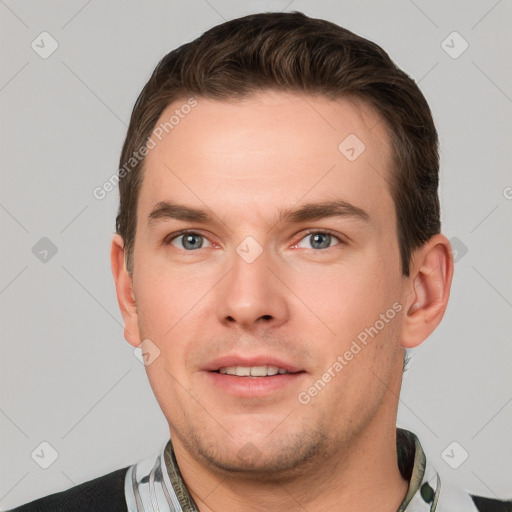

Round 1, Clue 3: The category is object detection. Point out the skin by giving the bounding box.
[111,91,453,511]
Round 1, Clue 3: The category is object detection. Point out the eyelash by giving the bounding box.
[164,229,345,251]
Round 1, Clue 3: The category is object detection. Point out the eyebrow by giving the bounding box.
[147,199,370,226]
[148,201,212,224]
[278,200,370,224]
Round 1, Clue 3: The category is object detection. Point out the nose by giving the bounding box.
[216,245,290,331]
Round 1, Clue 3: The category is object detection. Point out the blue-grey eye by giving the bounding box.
[297,232,339,250]
[170,233,210,250]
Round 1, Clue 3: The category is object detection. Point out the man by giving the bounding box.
[7,10,511,512]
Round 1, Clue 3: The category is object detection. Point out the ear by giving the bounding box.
[111,234,141,347]
[401,234,454,349]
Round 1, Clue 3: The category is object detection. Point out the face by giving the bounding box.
[127,91,408,478]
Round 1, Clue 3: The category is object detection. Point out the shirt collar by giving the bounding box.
[396,428,440,511]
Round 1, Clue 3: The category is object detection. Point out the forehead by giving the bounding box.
[139,91,394,226]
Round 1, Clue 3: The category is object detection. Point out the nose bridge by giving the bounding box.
[217,238,288,328]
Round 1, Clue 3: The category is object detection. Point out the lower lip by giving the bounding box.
[204,371,306,398]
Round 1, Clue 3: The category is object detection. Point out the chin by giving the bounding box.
[187,429,331,482]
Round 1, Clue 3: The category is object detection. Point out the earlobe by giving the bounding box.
[111,234,141,347]
[401,234,454,349]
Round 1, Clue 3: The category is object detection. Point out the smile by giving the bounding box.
[217,365,292,377]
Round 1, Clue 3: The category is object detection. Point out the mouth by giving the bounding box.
[203,356,306,398]
[216,365,297,377]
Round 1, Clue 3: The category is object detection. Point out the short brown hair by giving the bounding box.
[116,11,440,275]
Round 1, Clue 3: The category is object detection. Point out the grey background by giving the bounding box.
[1,0,511,509]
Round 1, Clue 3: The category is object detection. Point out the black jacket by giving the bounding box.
[6,467,129,512]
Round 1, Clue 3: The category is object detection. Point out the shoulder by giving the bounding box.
[471,494,512,512]
[4,466,129,512]
[434,476,511,512]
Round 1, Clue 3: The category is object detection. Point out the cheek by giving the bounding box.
[290,270,363,340]
[287,257,398,346]
[133,263,216,385]
[133,258,207,338]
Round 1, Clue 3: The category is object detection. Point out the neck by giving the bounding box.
[171,404,408,511]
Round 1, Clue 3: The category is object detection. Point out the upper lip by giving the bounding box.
[203,354,304,374]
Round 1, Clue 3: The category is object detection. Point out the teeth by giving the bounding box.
[218,365,290,377]
[250,365,267,377]
[236,366,251,376]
